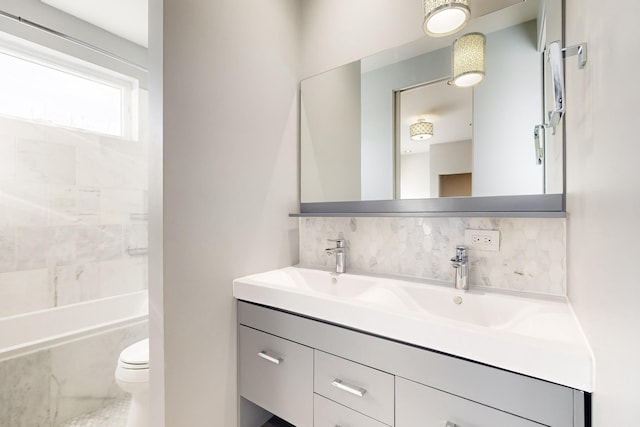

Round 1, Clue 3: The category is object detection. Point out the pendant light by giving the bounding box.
[423,0,471,37]
[451,32,486,87]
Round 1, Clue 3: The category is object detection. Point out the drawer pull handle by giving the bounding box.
[257,351,282,365]
[445,422,458,427]
[331,379,367,397]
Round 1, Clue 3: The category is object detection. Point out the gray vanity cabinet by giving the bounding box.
[237,301,588,427]
[314,394,390,427]
[314,350,394,425]
[395,377,544,427]
[239,325,313,427]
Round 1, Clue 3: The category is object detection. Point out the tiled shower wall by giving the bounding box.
[0,92,149,426]
[0,323,147,427]
[299,216,566,296]
[0,91,149,318]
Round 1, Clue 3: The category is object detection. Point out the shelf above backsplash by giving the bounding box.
[290,211,566,218]
[292,194,566,218]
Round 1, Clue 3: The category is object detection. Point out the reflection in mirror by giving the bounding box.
[395,17,544,200]
[301,61,361,203]
[300,0,564,207]
[397,79,472,199]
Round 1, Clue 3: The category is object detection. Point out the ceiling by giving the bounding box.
[38,0,528,60]
[41,0,148,47]
[362,0,534,73]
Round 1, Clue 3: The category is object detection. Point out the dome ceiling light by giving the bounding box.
[423,0,471,37]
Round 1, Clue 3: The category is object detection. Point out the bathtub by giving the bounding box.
[0,290,148,362]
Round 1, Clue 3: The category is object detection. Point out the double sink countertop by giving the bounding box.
[233,266,593,392]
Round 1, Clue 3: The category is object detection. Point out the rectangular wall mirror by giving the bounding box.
[300,0,564,215]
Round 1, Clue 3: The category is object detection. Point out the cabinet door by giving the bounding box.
[239,326,313,427]
[396,377,544,427]
[314,394,391,427]
[314,350,394,425]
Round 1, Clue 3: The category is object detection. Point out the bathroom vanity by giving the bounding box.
[234,267,592,427]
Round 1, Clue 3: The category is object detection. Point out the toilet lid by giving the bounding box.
[119,338,149,367]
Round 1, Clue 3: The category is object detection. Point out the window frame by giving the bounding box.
[0,32,140,140]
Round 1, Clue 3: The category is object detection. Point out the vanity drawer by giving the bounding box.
[239,326,313,427]
[314,394,391,427]
[314,350,394,425]
[396,377,544,427]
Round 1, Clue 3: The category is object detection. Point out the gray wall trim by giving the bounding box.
[296,194,565,217]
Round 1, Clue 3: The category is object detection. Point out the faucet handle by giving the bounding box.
[455,245,467,260]
[328,238,345,248]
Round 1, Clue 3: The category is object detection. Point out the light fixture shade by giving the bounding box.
[452,32,486,87]
[410,119,434,140]
[423,0,471,37]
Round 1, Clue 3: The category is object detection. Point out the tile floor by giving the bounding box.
[58,397,130,427]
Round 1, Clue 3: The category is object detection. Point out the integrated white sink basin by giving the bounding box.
[355,281,543,329]
[233,266,593,392]
[246,267,375,299]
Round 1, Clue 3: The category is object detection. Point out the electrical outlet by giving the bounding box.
[464,229,500,252]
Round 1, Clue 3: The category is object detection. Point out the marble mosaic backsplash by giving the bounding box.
[299,216,566,296]
[0,91,149,318]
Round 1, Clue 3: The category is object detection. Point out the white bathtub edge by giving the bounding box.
[0,290,149,363]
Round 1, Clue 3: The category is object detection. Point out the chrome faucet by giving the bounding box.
[450,245,469,291]
[325,238,346,273]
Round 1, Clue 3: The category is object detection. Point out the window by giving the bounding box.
[0,34,138,139]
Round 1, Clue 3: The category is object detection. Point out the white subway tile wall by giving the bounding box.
[300,216,566,296]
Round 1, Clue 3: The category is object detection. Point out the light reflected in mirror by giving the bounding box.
[300,0,563,205]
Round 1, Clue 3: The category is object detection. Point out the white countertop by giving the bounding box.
[233,266,593,392]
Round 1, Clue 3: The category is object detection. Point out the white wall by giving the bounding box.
[565,0,640,425]
[160,1,300,425]
[301,0,424,78]
[148,0,164,425]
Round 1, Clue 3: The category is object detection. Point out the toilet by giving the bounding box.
[115,338,149,427]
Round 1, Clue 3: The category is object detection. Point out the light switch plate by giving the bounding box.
[464,229,500,252]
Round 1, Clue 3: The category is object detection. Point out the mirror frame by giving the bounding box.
[298,194,565,217]
[297,0,566,218]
